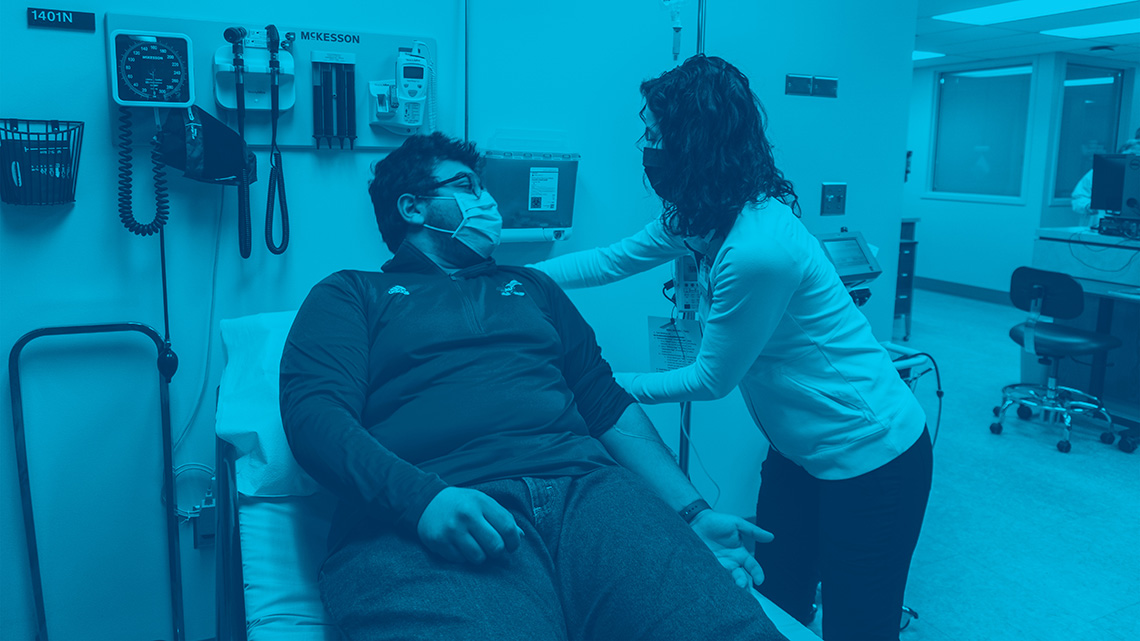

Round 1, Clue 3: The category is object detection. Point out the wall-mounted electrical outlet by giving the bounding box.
[821,182,847,216]
[192,485,216,549]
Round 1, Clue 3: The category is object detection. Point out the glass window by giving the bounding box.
[1053,64,1123,199]
[932,65,1033,197]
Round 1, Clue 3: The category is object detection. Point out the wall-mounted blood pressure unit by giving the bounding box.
[110,30,195,107]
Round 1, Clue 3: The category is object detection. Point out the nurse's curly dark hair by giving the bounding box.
[641,55,799,239]
[369,132,484,253]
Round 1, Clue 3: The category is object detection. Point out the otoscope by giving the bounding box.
[224,26,252,259]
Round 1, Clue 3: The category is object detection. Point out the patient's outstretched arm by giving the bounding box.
[597,404,773,588]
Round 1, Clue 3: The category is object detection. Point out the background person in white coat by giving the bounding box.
[1070,128,1140,227]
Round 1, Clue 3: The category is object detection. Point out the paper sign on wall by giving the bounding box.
[528,167,558,211]
[648,316,702,372]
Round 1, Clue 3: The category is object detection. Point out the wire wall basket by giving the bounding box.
[0,119,85,206]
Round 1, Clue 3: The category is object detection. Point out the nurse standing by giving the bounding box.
[533,55,932,641]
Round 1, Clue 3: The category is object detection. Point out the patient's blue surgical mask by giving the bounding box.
[422,191,503,259]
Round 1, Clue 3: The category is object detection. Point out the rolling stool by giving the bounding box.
[989,267,1124,452]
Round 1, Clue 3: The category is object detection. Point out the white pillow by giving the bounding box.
[216,310,321,497]
[216,310,341,638]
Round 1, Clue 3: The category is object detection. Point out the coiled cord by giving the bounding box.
[116,107,135,231]
[116,106,168,236]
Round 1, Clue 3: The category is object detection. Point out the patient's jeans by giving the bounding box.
[319,465,787,641]
[755,427,933,641]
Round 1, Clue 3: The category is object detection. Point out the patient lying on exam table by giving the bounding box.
[279,133,787,640]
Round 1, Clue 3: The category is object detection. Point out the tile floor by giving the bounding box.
[803,289,1139,641]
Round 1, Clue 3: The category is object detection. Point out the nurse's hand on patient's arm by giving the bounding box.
[690,510,774,589]
[612,371,637,392]
[417,487,525,564]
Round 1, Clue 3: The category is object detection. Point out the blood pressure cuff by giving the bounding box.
[157,106,256,186]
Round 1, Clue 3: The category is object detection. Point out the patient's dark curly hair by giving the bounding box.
[369,132,484,253]
[641,55,799,239]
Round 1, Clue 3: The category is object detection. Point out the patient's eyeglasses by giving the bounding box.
[421,172,485,198]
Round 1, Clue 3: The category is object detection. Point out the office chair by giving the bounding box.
[990,267,1123,452]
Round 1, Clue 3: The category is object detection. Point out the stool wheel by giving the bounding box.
[1100,431,1116,445]
[1057,440,1071,453]
[992,406,1001,417]
[989,423,1003,435]
[1119,437,1137,454]
[1016,404,1033,420]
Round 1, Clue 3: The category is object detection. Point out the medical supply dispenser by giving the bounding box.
[0,119,85,205]
[310,51,358,148]
[481,151,580,242]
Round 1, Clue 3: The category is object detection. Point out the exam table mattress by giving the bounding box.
[232,490,820,641]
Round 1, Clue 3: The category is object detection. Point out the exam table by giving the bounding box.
[213,311,820,641]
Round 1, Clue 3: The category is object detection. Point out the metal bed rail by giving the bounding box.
[215,436,247,641]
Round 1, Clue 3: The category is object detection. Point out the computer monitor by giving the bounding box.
[817,232,882,287]
[1091,154,1140,216]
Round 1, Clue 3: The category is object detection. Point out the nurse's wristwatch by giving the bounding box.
[678,498,711,524]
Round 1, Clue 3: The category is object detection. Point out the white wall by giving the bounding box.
[2,1,919,637]
[1,2,464,639]
[704,0,918,338]
[905,54,1140,293]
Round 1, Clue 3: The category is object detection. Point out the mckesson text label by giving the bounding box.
[298,31,361,44]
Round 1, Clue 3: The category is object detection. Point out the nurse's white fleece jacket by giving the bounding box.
[533,200,926,480]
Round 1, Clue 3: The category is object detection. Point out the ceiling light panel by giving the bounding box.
[933,1,1134,26]
[1042,18,1140,38]
[1062,76,1117,85]
[951,65,1034,77]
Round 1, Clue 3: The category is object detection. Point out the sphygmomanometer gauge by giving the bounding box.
[111,30,195,107]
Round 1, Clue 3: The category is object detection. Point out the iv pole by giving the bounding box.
[677,0,705,478]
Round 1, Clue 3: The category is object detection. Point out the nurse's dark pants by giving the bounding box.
[755,428,933,641]
[320,465,787,641]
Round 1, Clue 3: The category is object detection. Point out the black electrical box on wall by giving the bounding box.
[812,76,838,98]
[786,74,838,98]
[786,74,813,96]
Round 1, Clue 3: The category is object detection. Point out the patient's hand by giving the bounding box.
[417,487,525,564]
[689,511,774,589]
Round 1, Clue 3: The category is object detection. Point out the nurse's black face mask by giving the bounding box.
[642,147,675,202]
